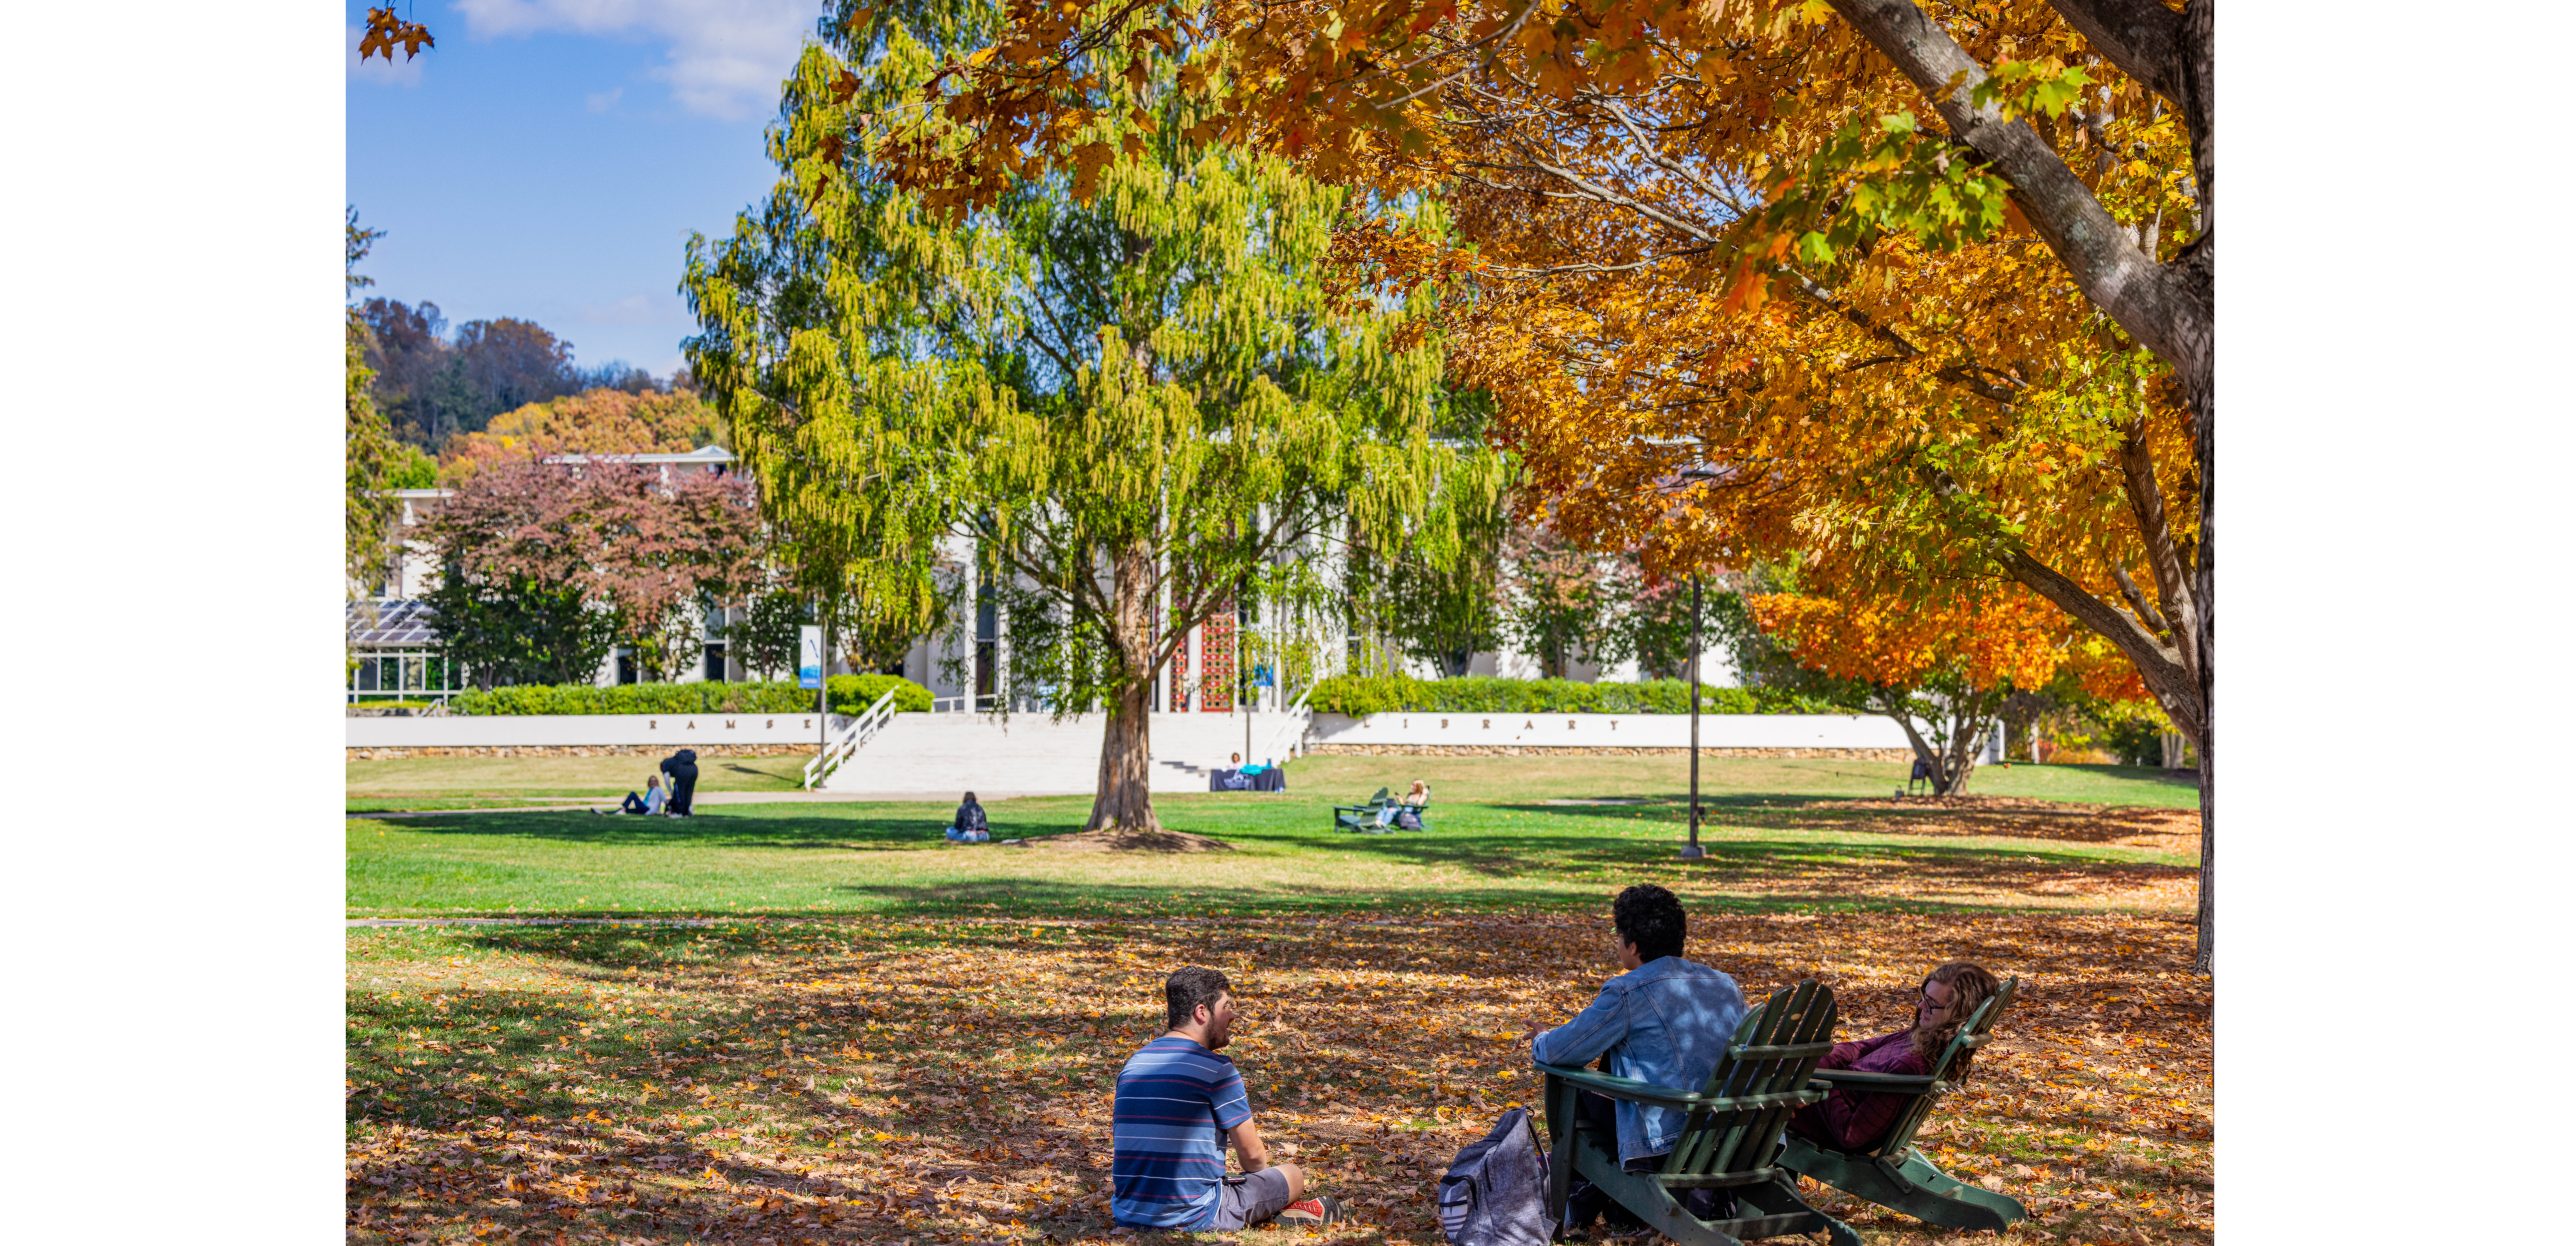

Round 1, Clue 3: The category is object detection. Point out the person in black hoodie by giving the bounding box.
[659,749,699,816]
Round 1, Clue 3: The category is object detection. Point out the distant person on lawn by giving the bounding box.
[1112,967,1344,1231]
[612,774,666,816]
[1529,885,1748,1232]
[1788,961,2000,1153]
[947,791,991,843]
[658,749,699,816]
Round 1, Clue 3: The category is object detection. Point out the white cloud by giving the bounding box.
[346,24,426,87]
[455,0,820,120]
[586,86,625,113]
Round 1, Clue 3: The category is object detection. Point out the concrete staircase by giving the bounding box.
[817,709,1313,798]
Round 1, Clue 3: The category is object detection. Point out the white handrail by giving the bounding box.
[802,692,898,789]
[1276,686,1317,760]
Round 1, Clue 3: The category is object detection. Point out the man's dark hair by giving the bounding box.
[1612,885,1686,962]
[1165,966,1232,1030]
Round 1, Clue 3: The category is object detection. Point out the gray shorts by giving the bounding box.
[1205,1166,1294,1229]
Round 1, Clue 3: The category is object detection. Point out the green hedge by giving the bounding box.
[1304,675,1849,717]
[451,675,932,717]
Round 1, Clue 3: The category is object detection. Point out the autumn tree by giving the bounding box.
[421,459,759,686]
[346,207,401,594]
[1751,587,2073,796]
[681,2,1495,833]
[440,387,728,481]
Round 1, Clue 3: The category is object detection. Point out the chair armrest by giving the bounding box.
[1806,1069,1946,1097]
[1537,1064,1830,1113]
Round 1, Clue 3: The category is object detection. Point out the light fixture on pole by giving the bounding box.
[1680,572,1705,860]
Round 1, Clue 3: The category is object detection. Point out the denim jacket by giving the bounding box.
[1531,955,1747,1160]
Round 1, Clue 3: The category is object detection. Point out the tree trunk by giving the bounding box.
[1883,706,1947,796]
[1088,539,1161,833]
[1938,716,1979,795]
[1089,673,1158,831]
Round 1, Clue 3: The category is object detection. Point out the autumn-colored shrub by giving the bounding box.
[1304,675,1845,717]
[451,675,929,717]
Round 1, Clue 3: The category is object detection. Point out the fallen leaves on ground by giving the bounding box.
[349,910,2210,1244]
[1790,796,2200,850]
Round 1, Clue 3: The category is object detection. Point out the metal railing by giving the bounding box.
[802,692,898,789]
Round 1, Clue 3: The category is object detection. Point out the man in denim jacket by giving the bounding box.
[1529,885,1747,1231]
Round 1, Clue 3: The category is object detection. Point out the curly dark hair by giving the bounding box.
[1165,966,1232,1030]
[1612,885,1686,962]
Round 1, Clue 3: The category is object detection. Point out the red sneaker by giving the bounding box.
[1277,1195,1346,1227]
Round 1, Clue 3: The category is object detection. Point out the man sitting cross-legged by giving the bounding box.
[1111,966,1345,1231]
[1529,884,1749,1235]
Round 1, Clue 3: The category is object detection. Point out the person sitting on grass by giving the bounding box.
[1112,967,1344,1231]
[1528,885,1748,1234]
[597,774,665,816]
[1788,961,2000,1153]
[945,791,991,843]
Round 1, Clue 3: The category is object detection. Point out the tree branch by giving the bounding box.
[1828,0,2210,383]
[2111,561,2172,635]
[2045,0,2190,101]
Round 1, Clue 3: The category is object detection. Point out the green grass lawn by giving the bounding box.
[347,755,2196,919]
[348,748,2197,812]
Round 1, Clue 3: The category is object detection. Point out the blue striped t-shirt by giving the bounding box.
[1111,1035,1252,1228]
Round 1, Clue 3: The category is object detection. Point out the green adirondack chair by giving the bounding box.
[1332,787,1398,831]
[1538,981,1860,1246]
[1779,976,2026,1233]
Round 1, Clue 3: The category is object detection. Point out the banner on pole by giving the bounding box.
[798,625,823,689]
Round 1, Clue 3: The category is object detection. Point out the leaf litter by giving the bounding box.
[349,905,2209,1244]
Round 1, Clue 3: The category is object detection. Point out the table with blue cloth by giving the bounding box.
[1208,766,1286,793]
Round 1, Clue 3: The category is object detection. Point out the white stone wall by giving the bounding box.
[1308,711,1915,751]
[348,712,850,749]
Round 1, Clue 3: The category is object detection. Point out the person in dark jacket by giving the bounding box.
[949,791,991,842]
[658,749,699,816]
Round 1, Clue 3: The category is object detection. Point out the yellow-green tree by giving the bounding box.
[345,207,401,594]
[680,2,1496,832]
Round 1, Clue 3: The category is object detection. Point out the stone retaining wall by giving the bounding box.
[347,743,816,760]
[1305,743,1911,760]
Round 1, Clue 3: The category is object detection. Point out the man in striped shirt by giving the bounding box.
[1111,967,1343,1230]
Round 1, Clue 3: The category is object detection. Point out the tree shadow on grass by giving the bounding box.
[1482,795,2200,848]
[385,808,1095,850]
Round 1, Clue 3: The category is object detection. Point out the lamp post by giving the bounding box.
[1680,573,1705,860]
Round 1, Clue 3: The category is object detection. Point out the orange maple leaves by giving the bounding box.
[1751,589,2075,695]
[357,7,435,63]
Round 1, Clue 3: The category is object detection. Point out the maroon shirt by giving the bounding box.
[1791,1028,1928,1152]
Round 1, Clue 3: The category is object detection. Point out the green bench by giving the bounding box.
[1538,980,1859,1246]
[1780,976,2026,1233]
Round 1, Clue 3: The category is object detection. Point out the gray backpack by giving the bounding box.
[1437,1107,1557,1246]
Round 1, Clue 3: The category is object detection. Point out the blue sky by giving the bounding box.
[346,2,826,378]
